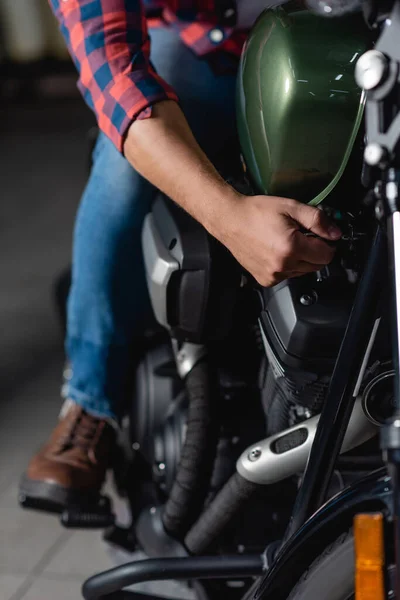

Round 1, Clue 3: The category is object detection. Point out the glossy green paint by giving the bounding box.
[237,7,369,205]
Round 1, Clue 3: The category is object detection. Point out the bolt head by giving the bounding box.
[375,200,385,220]
[374,181,383,199]
[355,50,388,90]
[364,143,387,167]
[248,448,262,462]
[386,181,398,203]
[300,294,315,307]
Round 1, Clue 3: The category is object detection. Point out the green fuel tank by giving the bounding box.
[236,6,369,206]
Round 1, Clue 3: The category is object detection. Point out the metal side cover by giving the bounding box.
[237,397,377,485]
[142,213,179,328]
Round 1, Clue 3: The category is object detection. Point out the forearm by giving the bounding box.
[123,100,240,239]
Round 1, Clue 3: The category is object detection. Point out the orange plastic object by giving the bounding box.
[354,513,386,600]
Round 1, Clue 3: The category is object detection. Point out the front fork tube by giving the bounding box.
[385,452,400,597]
[382,208,400,596]
[282,226,386,543]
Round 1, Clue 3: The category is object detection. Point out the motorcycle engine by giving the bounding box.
[130,336,260,501]
[259,266,356,434]
[130,342,187,497]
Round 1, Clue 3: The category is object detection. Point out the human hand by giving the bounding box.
[124,102,340,286]
[217,194,341,287]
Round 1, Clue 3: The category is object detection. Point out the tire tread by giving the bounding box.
[287,529,354,600]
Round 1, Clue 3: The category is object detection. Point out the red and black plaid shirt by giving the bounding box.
[49,0,248,151]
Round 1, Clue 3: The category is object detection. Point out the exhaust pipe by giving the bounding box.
[184,396,377,555]
[237,396,377,485]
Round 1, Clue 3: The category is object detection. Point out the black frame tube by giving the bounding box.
[82,555,264,600]
[284,226,386,540]
[382,206,400,595]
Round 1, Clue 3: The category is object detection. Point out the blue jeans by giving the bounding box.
[65,26,239,419]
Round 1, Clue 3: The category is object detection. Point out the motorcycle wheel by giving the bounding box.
[288,530,354,600]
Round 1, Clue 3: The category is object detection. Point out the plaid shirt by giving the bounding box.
[49,0,248,151]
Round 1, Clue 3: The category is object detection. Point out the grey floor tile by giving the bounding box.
[43,535,194,599]
[0,371,64,493]
[0,574,26,600]
[0,480,20,509]
[17,576,84,600]
[0,507,65,574]
[0,347,66,494]
[43,530,112,578]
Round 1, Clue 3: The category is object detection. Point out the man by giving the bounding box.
[20,0,341,509]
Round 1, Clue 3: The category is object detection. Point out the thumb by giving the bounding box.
[287,201,342,241]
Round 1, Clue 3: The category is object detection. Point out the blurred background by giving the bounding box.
[0,2,120,599]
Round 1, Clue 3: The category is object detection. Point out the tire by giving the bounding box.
[287,530,354,600]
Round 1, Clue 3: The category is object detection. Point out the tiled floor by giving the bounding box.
[0,97,118,600]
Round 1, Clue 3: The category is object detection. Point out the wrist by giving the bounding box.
[200,184,244,243]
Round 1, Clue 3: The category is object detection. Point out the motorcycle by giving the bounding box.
[22,1,400,598]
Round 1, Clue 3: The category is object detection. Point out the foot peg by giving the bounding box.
[19,492,63,515]
[61,495,115,529]
[19,491,115,529]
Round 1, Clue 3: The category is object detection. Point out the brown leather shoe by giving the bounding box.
[19,401,116,512]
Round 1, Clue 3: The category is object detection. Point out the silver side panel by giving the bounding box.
[237,397,377,485]
[142,213,179,329]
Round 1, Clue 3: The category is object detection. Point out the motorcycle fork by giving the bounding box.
[381,193,400,595]
[282,225,387,543]
[352,181,400,600]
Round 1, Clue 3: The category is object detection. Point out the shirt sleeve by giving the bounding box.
[49,0,179,152]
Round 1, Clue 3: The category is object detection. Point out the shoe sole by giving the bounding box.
[18,474,81,514]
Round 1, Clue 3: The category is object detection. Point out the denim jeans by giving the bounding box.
[65,25,239,419]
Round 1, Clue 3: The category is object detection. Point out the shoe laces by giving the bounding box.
[59,411,105,463]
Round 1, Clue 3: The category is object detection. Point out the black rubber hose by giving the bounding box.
[184,472,258,555]
[82,555,264,600]
[162,360,219,538]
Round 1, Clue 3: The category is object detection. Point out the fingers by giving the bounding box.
[287,201,342,242]
[293,231,336,265]
[227,195,341,289]
[279,262,325,282]
[291,261,326,274]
